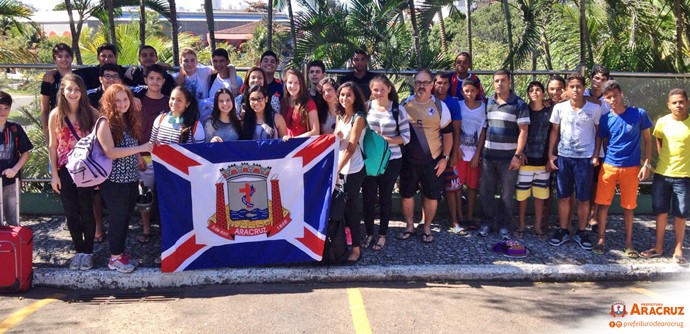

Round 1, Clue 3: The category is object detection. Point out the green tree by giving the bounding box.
[0,0,39,63]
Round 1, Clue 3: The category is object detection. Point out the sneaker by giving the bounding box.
[478,225,490,237]
[69,253,83,270]
[498,228,510,241]
[549,228,571,246]
[80,253,94,270]
[448,226,468,236]
[574,231,593,250]
[108,255,138,273]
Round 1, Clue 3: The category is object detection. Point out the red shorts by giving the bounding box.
[457,160,480,189]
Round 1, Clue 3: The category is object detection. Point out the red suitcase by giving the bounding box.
[0,179,32,292]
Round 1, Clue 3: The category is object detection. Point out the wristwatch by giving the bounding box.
[514,154,523,159]
[443,155,450,161]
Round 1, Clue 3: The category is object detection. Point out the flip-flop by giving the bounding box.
[362,235,374,248]
[592,243,606,255]
[372,236,386,251]
[624,247,640,258]
[640,249,662,258]
[94,232,106,243]
[513,230,525,239]
[674,255,689,267]
[534,232,547,241]
[396,230,416,240]
[422,233,434,243]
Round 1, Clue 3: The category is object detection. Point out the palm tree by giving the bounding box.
[205,0,216,50]
[407,0,422,69]
[274,0,297,57]
[0,0,33,36]
[466,0,472,55]
[267,0,273,51]
[0,0,37,63]
[63,0,83,64]
[139,0,145,46]
[105,0,116,46]
[168,0,179,65]
[501,0,514,72]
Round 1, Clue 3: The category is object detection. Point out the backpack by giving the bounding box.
[65,117,112,187]
[352,112,391,177]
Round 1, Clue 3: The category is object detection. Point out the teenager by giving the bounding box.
[239,85,287,140]
[316,77,339,135]
[97,84,153,273]
[204,88,242,142]
[282,68,320,139]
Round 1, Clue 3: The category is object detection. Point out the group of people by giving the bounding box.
[0,45,687,272]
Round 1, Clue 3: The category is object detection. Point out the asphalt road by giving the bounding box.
[1,280,688,333]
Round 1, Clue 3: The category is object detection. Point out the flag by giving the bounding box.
[152,135,339,272]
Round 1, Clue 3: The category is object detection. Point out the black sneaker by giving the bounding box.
[574,231,593,250]
[549,228,571,246]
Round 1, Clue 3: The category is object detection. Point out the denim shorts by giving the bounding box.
[652,174,690,218]
[556,156,594,201]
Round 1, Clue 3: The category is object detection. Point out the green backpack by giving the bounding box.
[352,112,391,176]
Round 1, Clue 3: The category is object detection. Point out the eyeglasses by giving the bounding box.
[414,80,432,87]
[249,97,266,103]
[103,74,120,80]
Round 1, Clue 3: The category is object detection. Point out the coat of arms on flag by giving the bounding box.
[152,135,339,272]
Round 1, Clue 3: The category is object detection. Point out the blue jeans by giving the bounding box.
[556,156,593,201]
[652,174,690,219]
[479,158,518,229]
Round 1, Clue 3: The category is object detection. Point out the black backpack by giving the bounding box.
[321,218,348,265]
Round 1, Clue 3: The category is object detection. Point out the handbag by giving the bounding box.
[328,180,347,222]
[65,117,112,187]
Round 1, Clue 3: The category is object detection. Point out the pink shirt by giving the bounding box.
[56,122,85,169]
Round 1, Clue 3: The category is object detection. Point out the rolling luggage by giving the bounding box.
[0,178,32,292]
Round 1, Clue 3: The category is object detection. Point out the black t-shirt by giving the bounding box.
[39,71,63,110]
[87,86,104,109]
[123,67,175,96]
[339,71,376,100]
[0,122,34,185]
[75,65,126,90]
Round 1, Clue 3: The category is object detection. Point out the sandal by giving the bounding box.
[362,235,374,249]
[513,230,525,239]
[422,233,434,243]
[534,231,547,241]
[592,243,606,255]
[640,249,662,258]
[372,236,386,251]
[624,247,640,259]
[137,233,151,244]
[94,231,106,243]
[673,255,689,267]
[396,230,416,240]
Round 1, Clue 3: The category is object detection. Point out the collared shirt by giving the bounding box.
[483,92,530,160]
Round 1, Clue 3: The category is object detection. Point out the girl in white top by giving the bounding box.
[317,77,339,134]
[361,75,411,251]
[333,82,367,264]
[150,86,205,145]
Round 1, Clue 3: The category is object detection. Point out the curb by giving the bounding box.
[34,264,690,290]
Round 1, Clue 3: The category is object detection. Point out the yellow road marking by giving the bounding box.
[630,288,663,298]
[0,294,64,334]
[347,288,372,334]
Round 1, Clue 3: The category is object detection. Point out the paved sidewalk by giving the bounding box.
[22,214,690,290]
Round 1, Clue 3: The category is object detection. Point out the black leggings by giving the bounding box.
[58,167,96,254]
[362,158,402,236]
[100,180,138,255]
[342,168,366,248]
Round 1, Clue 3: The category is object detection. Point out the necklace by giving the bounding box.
[167,112,183,130]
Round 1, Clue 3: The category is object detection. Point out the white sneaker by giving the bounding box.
[108,255,138,273]
[80,253,94,270]
[69,253,83,270]
[498,228,511,241]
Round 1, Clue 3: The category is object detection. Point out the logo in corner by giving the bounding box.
[610,302,628,318]
[207,163,291,240]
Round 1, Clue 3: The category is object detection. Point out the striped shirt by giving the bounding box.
[366,103,411,160]
[483,92,530,160]
[149,112,205,145]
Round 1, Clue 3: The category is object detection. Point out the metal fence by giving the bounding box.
[3,63,690,186]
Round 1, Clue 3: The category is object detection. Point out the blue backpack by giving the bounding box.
[352,112,391,177]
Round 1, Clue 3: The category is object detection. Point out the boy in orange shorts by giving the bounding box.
[592,80,652,255]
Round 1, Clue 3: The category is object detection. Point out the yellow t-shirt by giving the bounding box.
[653,114,690,177]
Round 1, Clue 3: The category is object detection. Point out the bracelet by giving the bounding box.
[643,164,652,170]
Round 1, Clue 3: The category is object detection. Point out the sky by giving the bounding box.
[19,0,254,12]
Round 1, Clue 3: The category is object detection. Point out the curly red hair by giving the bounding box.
[99,84,141,144]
